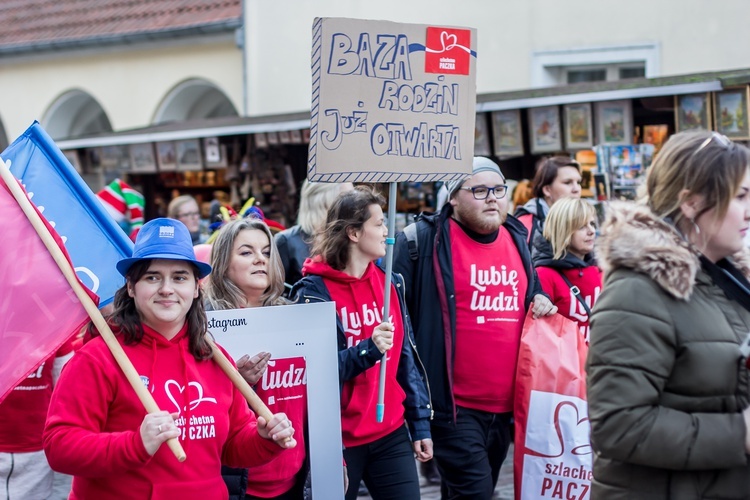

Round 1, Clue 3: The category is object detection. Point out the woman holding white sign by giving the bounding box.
[43,218,296,500]
[205,217,308,500]
[292,186,432,500]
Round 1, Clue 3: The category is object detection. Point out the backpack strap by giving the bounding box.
[556,269,592,318]
[404,223,419,261]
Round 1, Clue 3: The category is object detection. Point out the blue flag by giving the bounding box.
[0,121,133,306]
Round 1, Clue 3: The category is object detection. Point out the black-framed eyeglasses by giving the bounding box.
[458,185,508,200]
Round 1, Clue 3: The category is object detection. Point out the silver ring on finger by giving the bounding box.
[158,424,163,433]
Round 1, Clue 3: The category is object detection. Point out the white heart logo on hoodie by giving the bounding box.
[164,380,217,415]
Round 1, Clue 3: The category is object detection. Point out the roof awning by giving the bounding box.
[56,112,311,149]
[56,68,750,150]
[476,68,750,111]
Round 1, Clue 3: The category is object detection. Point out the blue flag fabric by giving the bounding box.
[0,121,133,306]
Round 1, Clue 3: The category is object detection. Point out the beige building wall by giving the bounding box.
[0,37,243,141]
[245,0,749,115]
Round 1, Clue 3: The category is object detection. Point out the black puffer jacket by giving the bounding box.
[275,225,312,288]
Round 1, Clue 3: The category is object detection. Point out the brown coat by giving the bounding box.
[587,202,750,499]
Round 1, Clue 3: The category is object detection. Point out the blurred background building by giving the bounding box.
[1,0,749,223]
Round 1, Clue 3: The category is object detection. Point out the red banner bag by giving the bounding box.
[513,312,591,500]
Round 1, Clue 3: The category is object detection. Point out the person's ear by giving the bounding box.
[542,184,552,200]
[346,226,359,243]
[679,190,704,221]
[127,281,135,298]
[193,282,200,299]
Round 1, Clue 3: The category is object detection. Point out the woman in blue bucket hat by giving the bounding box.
[44,218,296,500]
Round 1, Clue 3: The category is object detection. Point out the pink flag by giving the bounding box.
[0,173,97,404]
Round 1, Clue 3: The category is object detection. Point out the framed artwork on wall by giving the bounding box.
[714,87,750,140]
[491,109,524,157]
[563,103,593,150]
[474,113,491,156]
[674,93,711,132]
[528,106,562,153]
[156,142,177,172]
[176,139,202,171]
[595,100,633,145]
[129,143,157,173]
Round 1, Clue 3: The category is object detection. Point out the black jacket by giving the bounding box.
[274,225,313,288]
[290,268,433,441]
[393,205,544,422]
[531,232,597,270]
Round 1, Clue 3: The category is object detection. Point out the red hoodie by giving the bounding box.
[303,259,406,447]
[43,323,284,500]
[536,265,602,343]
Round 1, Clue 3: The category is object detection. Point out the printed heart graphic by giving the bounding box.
[527,400,592,458]
[164,380,217,415]
[440,31,458,52]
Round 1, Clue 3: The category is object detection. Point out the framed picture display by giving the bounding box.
[674,93,711,132]
[290,129,303,144]
[491,109,524,157]
[714,87,750,140]
[643,125,669,152]
[176,139,202,171]
[156,142,177,172]
[563,103,593,150]
[266,131,280,146]
[278,130,292,144]
[474,113,491,156]
[528,106,562,153]
[255,133,268,149]
[203,137,228,168]
[595,100,633,145]
[129,143,157,173]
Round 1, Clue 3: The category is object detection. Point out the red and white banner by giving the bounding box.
[514,313,592,500]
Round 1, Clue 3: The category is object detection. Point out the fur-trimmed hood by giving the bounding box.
[596,202,750,300]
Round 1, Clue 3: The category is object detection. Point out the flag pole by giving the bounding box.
[377,182,398,423]
[0,158,187,462]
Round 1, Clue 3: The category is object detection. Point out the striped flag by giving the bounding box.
[97,178,145,241]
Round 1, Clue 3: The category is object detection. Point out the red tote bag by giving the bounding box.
[513,312,591,500]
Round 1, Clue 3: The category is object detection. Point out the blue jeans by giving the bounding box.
[431,406,512,499]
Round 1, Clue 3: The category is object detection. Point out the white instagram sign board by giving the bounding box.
[207,302,343,499]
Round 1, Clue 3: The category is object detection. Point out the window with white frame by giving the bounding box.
[531,43,658,88]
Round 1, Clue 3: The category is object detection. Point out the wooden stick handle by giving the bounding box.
[0,159,186,462]
[205,337,273,421]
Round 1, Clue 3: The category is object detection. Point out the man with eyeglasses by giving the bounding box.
[394,156,556,499]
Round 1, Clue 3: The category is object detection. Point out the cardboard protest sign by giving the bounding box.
[207,302,344,500]
[308,17,477,183]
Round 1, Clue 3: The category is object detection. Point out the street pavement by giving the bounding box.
[360,443,514,499]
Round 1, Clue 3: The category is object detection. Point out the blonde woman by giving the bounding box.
[204,218,305,500]
[588,131,750,498]
[532,197,602,342]
[275,181,353,288]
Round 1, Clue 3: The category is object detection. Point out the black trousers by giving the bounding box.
[343,425,420,500]
[431,406,512,500]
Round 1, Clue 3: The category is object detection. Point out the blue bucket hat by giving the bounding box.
[116,218,212,279]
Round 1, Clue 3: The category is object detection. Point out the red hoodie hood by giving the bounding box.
[301,255,360,282]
